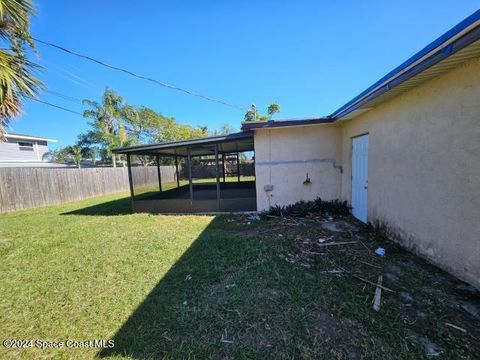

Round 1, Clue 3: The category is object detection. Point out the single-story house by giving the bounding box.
[0,132,58,167]
[114,11,480,288]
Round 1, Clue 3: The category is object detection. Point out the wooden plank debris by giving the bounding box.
[445,322,467,333]
[352,274,394,293]
[373,275,383,311]
[317,241,359,247]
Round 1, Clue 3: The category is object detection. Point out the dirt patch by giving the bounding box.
[306,309,386,359]
[0,238,12,245]
[236,320,292,350]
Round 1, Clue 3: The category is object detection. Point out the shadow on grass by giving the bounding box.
[96,216,267,359]
[61,196,132,216]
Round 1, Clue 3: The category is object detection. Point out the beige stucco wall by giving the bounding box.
[339,57,480,288]
[254,125,342,211]
[253,56,480,287]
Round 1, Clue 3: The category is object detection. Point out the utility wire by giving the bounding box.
[28,97,84,116]
[34,38,248,111]
[45,89,83,103]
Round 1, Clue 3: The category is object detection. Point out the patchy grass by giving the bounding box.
[0,194,478,359]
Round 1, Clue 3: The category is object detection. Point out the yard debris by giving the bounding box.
[185,274,192,281]
[321,220,357,233]
[320,269,344,274]
[225,283,236,289]
[162,332,172,342]
[374,247,386,256]
[182,301,188,306]
[221,330,234,344]
[445,322,467,333]
[357,260,381,268]
[317,240,358,247]
[247,214,260,221]
[352,274,394,293]
[372,275,383,311]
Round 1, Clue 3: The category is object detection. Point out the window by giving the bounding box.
[18,141,34,151]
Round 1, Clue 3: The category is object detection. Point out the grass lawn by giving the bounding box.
[134,176,256,197]
[0,193,479,359]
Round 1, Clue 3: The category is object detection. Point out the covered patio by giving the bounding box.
[113,132,256,213]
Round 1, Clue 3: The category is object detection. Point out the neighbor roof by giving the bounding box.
[113,131,254,156]
[5,132,58,142]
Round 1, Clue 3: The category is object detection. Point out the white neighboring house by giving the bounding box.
[0,132,60,167]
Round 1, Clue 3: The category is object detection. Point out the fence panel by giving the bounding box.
[0,166,175,213]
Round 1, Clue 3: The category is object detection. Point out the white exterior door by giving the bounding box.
[351,134,369,223]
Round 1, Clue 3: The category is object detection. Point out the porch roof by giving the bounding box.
[112,131,254,157]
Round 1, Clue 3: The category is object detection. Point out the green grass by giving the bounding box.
[134,176,255,197]
[0,193,478,359]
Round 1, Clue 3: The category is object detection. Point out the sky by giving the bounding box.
[10,1,480,149]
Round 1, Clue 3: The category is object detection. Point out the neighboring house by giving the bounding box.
[115,11,480,288]
[0,132,58,167]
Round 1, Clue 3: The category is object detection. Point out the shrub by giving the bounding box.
[266,197,351,217]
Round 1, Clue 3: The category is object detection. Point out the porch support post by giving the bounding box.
[236,152,240,182]
[156,155,162,192]
[175,155,180,188]
[215,144,220,210]
[187,148,193,201]
[222,153,226,182]
[126,154,135,202]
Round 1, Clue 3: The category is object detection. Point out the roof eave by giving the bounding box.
[241,117,333,131]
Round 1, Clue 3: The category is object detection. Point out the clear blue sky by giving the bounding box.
[11,1,480,149]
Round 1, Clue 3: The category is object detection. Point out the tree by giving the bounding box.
[244,103,281,122]
[88,147,98,166]
[210,123,237,136]
[45,145,84,167]
[82,88,126,167]
[69,145,83,168]
[267,103,280,117]
[0,0,42,139]
[79,88,209,166]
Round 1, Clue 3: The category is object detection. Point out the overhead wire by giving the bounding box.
[34,37,248,111]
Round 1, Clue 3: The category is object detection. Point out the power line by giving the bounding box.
[28,98,84,116]
[34,37,248,111]
[45,89,83,103]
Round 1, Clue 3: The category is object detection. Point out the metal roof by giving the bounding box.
[113,131,254,156]
[5,132,58,142]
[241,117,333,130]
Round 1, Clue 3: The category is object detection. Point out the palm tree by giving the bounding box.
[83,89,127,167]
[0,0,42,139]
[69,145,83,168]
